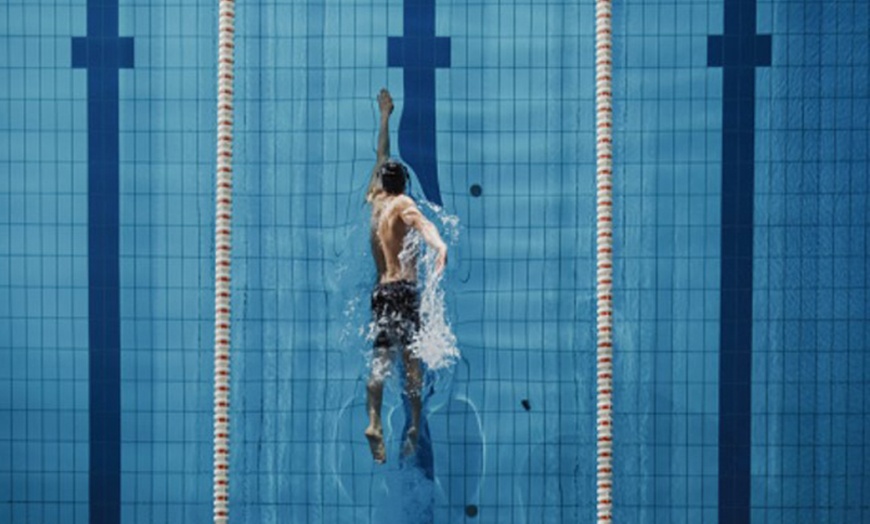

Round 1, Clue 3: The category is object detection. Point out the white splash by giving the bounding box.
[410,247,459,370]
[408,203,460,371]
[422,201,460,244]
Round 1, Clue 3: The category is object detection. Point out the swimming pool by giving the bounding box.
[0,0,868,522]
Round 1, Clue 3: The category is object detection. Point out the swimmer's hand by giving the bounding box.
[378,88,394,117]
[435,247,447,277]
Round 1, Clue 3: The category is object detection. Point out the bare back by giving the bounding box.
[370,194,418,284]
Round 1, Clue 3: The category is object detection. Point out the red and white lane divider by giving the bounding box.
[595,0,614,521]
[214,0,235,522]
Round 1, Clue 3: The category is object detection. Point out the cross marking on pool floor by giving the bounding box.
[387,0,451,206]
[708,1,771,522]
[71,1,134,521]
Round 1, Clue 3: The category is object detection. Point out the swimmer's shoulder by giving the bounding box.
[390,195,422,221]
[378,194,413,215]
[391,194,415,209]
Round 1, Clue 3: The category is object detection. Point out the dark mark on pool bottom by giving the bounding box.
[470,184,482,197]
[521,399,531,411]
[465,504,478,517]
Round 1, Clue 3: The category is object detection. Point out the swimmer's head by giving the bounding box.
[378,160,409,195]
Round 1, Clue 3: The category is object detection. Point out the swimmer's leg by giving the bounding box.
[401,347,423,457]
[366,342,390,464]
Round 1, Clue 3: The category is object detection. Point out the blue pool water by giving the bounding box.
[1,0,868,523]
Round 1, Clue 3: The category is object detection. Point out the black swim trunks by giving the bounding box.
[371,280,420,350]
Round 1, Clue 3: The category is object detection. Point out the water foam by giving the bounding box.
[407,203,460,371]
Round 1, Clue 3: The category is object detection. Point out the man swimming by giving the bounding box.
[364,88,448,464]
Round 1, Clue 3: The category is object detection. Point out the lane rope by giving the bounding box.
[214,0,235,521]
[595,0,614,521]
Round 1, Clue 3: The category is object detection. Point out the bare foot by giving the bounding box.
[378,88,394,116]
[365,425,386,464]
[402,427,418,457]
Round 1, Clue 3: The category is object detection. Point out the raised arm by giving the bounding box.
[367,88,395,202]
[399,199,448,275]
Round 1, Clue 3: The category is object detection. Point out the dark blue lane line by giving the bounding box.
[385,0,449,498]
[387,0,450,206]
[707,2,771,522]
[71,1,133,521]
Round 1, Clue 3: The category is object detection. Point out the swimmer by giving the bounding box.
[364,88,448,464]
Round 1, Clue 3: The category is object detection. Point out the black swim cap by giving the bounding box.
[378,160,409,195]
